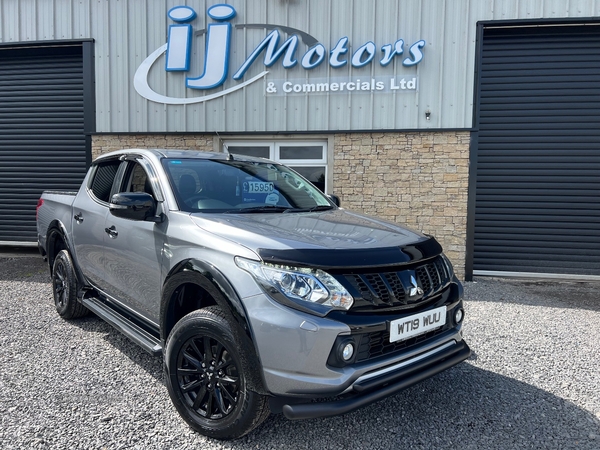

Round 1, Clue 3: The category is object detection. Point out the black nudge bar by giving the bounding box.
[281,340,471,420]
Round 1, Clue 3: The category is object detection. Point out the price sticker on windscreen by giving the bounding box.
[244,181,274,193]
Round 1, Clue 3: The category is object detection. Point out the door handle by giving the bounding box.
[74,213,84,224]
[104,225,118,238]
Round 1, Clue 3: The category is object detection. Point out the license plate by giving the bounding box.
[389,306,447,343]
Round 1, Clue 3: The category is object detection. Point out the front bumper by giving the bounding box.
[279,339,471,420]
[244,282,467,398]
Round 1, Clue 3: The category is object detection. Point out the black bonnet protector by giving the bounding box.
[257,236,443,270]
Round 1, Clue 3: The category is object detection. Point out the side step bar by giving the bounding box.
[82,297,163,356]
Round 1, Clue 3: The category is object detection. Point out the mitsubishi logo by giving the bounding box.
[409,275,424,297]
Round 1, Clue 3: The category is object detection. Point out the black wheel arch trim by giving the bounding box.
[45,220,88,288]
[160,259,268,394]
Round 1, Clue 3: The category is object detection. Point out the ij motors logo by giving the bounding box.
[134,4,426,105]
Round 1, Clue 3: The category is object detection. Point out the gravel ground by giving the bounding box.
[0,254,599,449]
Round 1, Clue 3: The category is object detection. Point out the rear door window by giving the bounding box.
[89,160,121,203]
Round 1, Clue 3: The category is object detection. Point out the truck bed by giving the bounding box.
[37,190,78,256]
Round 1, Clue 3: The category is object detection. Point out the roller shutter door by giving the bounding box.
[474,25,600,276]
[0,44,87,243]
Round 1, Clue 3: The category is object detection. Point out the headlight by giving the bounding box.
[235,257,354,312]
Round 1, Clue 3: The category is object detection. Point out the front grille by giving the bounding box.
[336,256,450,312]
[382,271,406,301]
[416,265,431,292]
[355,324,450,362]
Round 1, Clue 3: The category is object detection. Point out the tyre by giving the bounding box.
[165,307,270,440]
[52,250,88,319]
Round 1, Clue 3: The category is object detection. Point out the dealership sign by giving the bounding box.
[134,4,425,104]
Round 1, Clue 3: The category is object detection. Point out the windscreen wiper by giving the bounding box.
[282,205,334,213]
[224,205,292,213]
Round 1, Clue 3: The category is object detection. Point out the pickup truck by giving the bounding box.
[37,148,470,440]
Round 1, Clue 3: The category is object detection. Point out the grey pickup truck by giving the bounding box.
[37,148,470,440]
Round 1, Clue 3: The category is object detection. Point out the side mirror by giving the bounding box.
[109,192,158,221]
[327,194,341,207]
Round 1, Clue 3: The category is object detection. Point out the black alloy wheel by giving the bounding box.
[177,335,240,419]
[54,261,68,310]
[165,307,269,440]
[52,250,88,319]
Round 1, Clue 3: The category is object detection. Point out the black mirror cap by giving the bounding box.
[327,194,341,207]
[110,192,156,221]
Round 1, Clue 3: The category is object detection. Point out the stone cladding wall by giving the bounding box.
[91,134,214,160]
[333,131,471,279]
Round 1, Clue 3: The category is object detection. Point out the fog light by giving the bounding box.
[342,343,354,361]
[454,308,464,324]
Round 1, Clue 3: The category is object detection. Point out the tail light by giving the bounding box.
[36,198,44,221]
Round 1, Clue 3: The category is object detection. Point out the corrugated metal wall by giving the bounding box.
[473,25,600,276]
[0,44,86,243]
[2,0,600,133]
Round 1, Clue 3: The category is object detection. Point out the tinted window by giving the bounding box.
[90,160,120,202]
[123,162,154,196]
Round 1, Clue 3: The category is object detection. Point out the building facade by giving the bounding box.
[1,0,599,280]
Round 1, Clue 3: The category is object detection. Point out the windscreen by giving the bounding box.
[162,158,333,213]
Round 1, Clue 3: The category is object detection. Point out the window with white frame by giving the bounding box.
[223,140,328,193]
